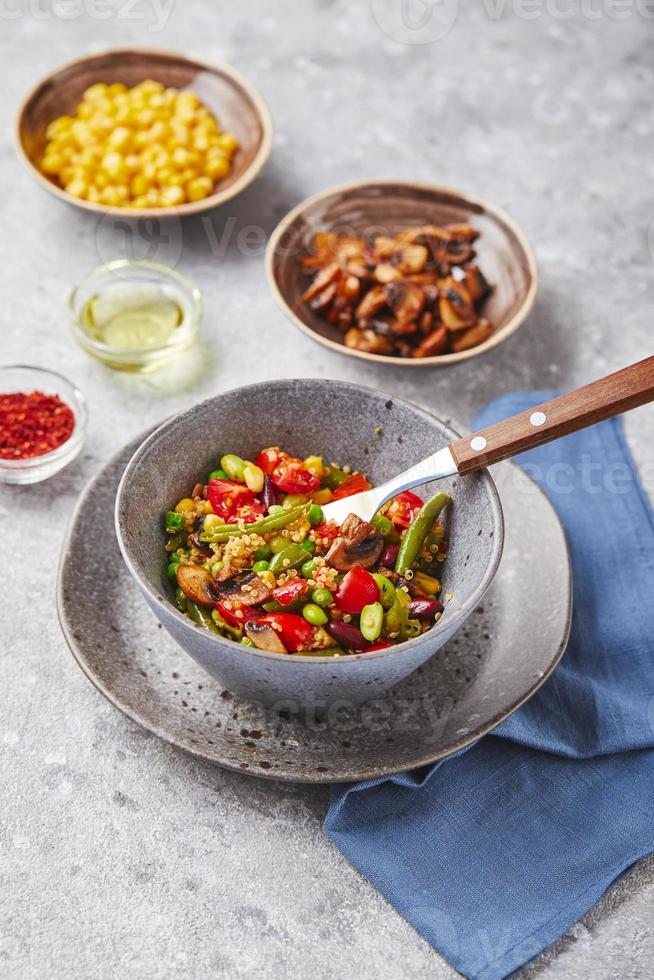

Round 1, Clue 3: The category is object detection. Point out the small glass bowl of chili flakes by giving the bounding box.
[0,366,86,484]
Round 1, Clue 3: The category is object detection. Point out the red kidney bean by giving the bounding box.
[379,543,399,568]
[409,598,444,620]
[262,474,280,510]
[326,620,369,650]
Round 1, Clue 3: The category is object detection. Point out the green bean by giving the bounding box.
[269,542,309,574]
[199,504,307,542]
[395,492,451,576]
[187,600,222,634]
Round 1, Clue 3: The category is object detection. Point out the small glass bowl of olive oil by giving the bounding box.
[70,260,202,373]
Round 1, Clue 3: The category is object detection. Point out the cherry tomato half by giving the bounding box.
[255,447,289,476]
[334,566,380,614]
[259,612,314,653]
[207,479,265,524]
[386,490,424,529]
[274,460,321,495]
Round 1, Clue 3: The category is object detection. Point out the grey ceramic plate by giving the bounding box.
[57,435,571,783]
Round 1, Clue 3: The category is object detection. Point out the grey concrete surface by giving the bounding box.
[1,2,653,978]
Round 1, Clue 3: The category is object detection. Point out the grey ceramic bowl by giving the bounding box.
[115,380,504,708]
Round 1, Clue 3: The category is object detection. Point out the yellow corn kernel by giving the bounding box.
[129,173,149,196]
[145,188,161,207]
[196,499,213,515]
[132,194,150,208]
[65,178,88,199]
[107,82,128,97]
[86,185,100,203]
[107,126,131,150]
[304,455,325,479]
[40,154,62,175]
[99,185,122,206]
[412,571,441,595]
[175,498,196,513]
[76,102,94,120]
[186,176,213,201]
[216,131,239,154]
[45,116,73,140]
[257,570,276,590]
[192,132,210,152]
[82,82,108,102]
[160,185,185,206]
[201,155,227,181]
[310,487,333,505]
[171,146,191,169]
[139,79,165,96]
[101,152,127,180]
[243,464,264,494]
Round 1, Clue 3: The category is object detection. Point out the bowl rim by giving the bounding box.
[0,364,87,471]
[14,47,274,219]
[68,259,203,359]
[265,178,539,367]
[114,377,505,667]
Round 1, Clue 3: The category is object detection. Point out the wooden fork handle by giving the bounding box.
[450,356,654,474]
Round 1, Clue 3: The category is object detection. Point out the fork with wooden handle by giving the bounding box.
[321,356,654,525]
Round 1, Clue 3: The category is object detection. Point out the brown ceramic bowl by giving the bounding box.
[15,48,273,219]
[266,180,538,367]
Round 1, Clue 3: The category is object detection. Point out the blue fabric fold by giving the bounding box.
[324,392,654,980]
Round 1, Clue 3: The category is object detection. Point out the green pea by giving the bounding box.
[167,560,180,581]
[299,539,315,553]
[267,504,285,515]
[254,544,271,562]
[302,602,328,626]
[312,588,332,607]
[301,558,319,579]
[360,601,383,642]
[220,454,247,482]
[165,511,185,532]
[240,637,255,647]
[307,503,324,526]
[253,560,269,573]
[208,468,227,481]
[373,573,396,611]
[269,534,288,554]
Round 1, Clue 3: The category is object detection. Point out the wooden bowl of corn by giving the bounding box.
[16,49,272,218]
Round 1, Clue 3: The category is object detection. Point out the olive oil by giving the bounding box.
[81,283,184,351]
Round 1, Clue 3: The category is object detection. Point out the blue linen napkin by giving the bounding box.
[324,392,654,980]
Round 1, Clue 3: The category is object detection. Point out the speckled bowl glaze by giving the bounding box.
[115,380,504,708]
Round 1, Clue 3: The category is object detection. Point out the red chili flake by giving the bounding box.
[0,390,75,460]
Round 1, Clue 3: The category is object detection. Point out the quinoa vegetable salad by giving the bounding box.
[165,447,451,657]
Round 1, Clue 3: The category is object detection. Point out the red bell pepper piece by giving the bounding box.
[207,479,265,524]
[386,490,424,529]
[272,579,310,607]
[330,472,372,500]
[312,520,340,542]
[334,566,380,615]
[259,612,314,653]
[365,640,393,652]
